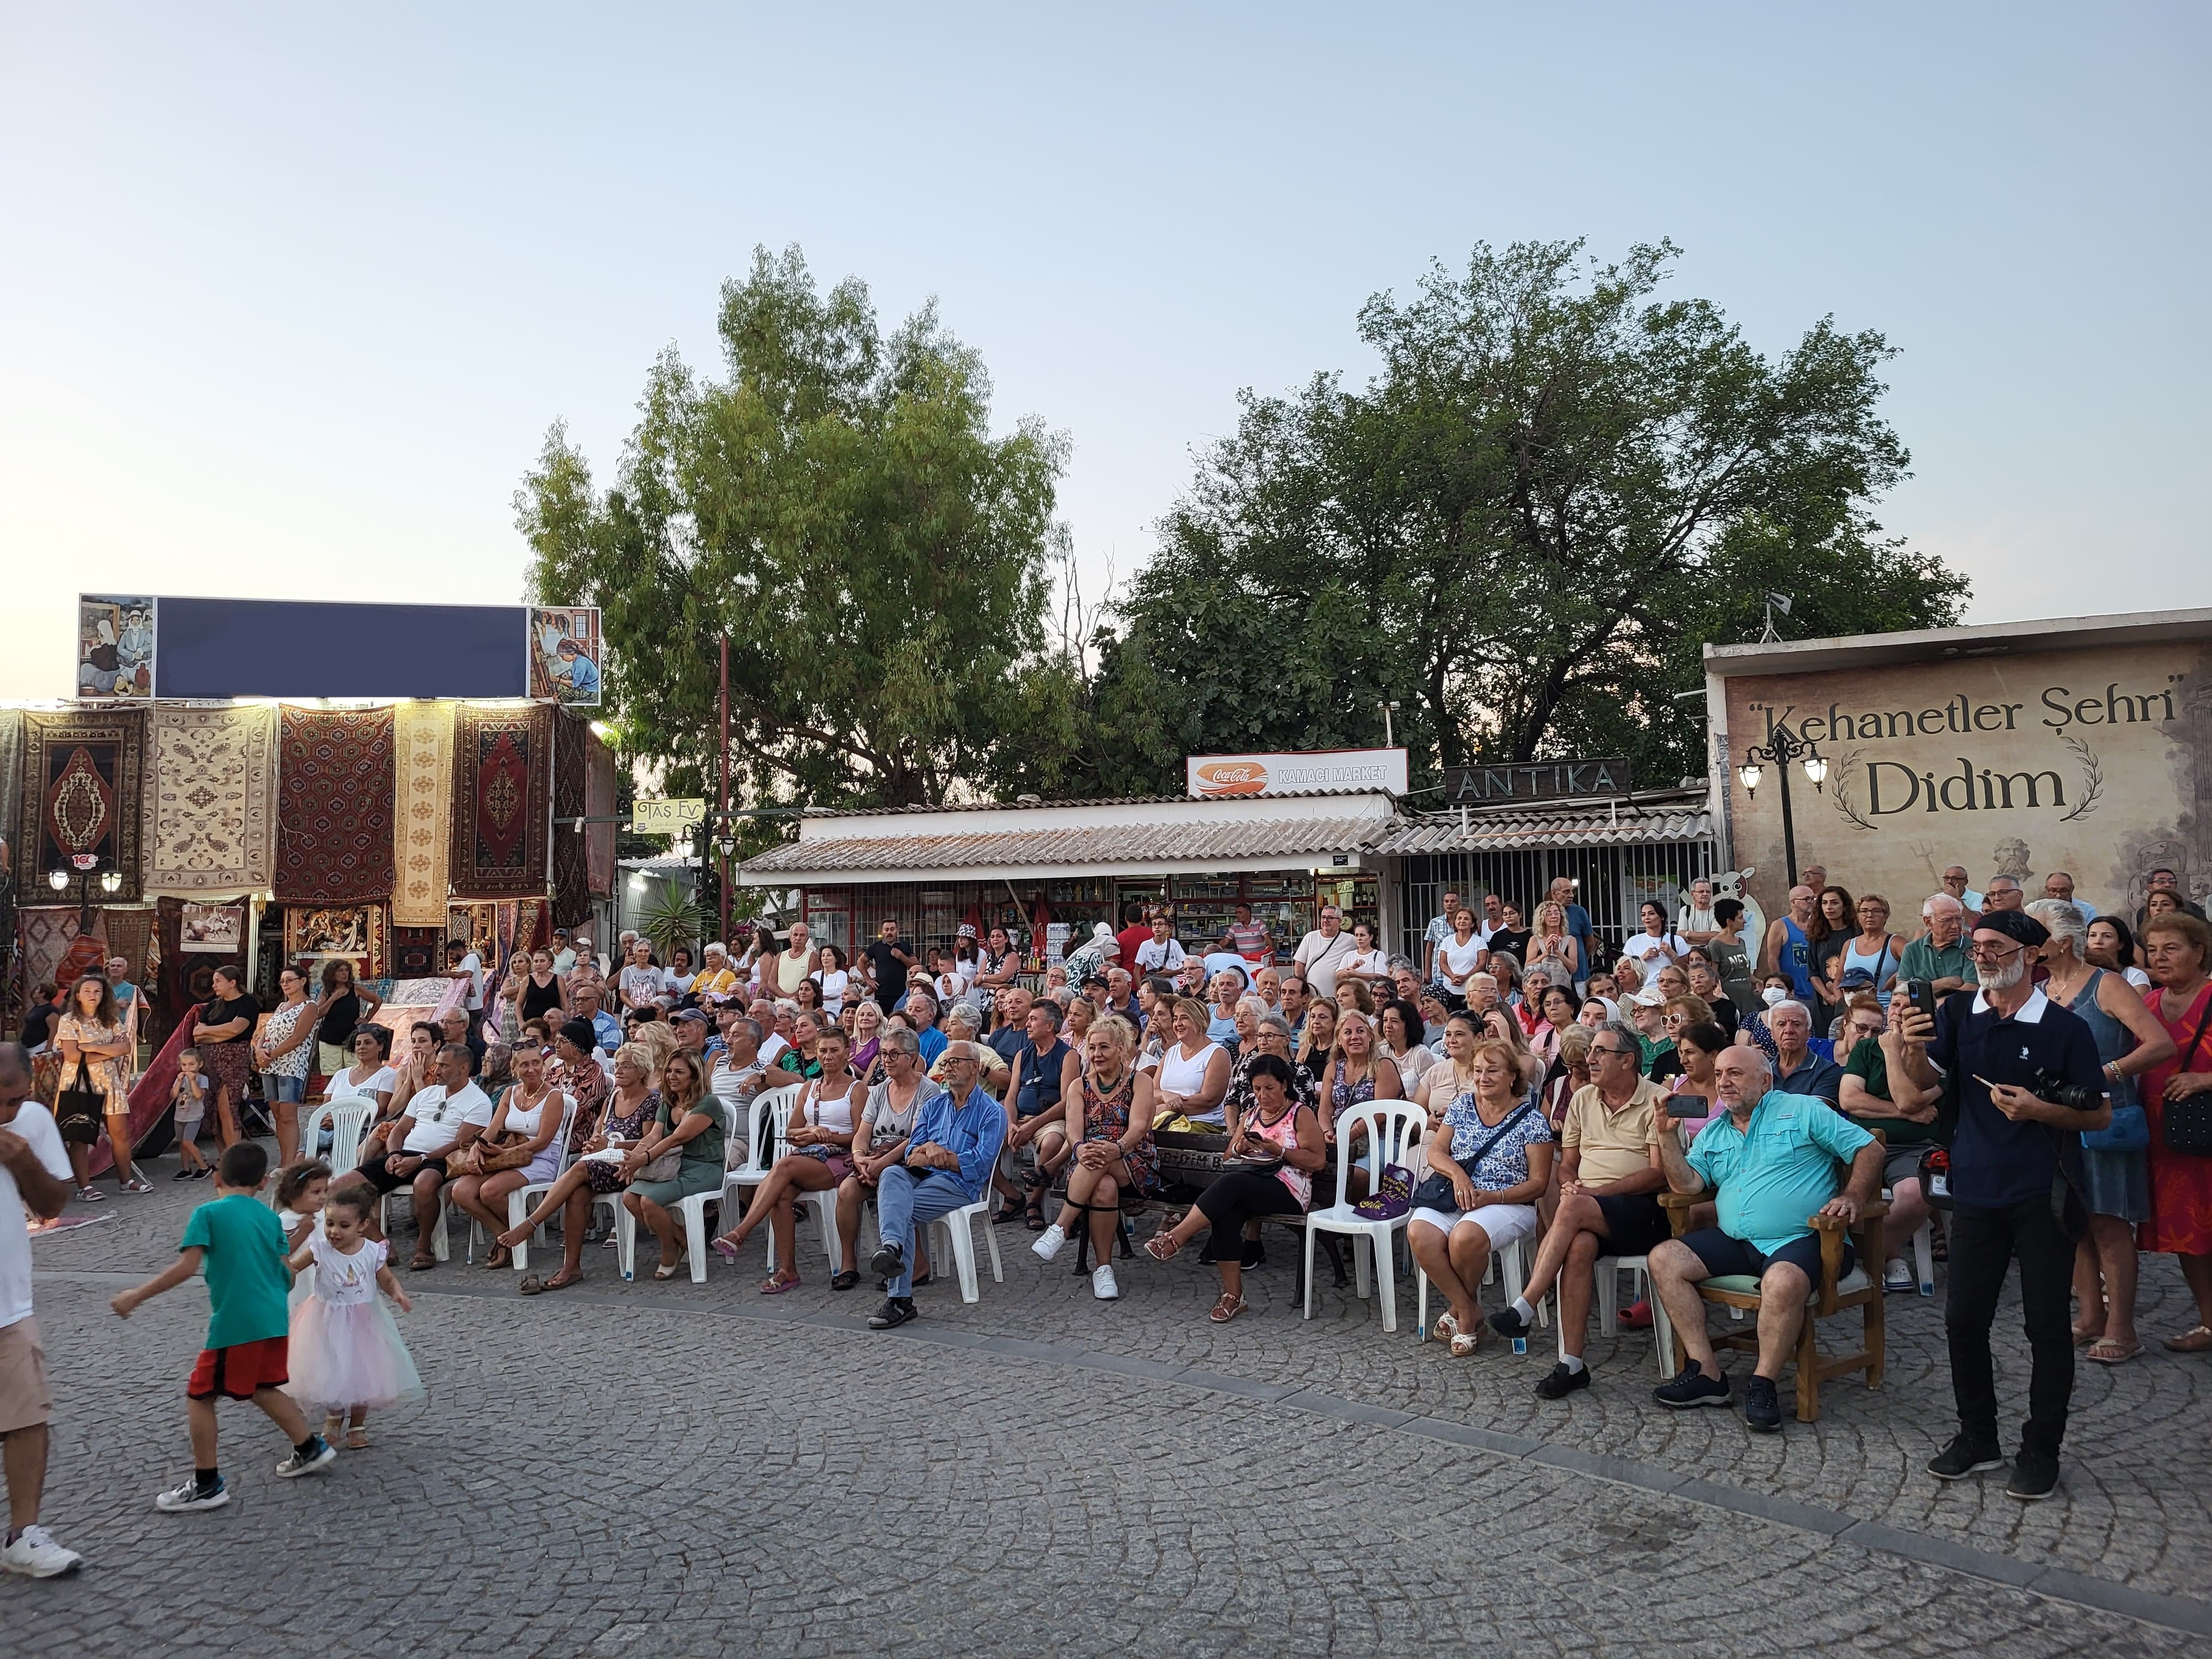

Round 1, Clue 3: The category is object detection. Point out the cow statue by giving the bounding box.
[1712,868,1766,971]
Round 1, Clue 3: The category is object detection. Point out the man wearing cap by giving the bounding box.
[671,1008,711,1067]
[1894,907,2110,1501]
[550,930,577,977]
[867,1041,1007,1330]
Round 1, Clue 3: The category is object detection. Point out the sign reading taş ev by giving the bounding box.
[633,797,707,834]
[1443,758,1633,804]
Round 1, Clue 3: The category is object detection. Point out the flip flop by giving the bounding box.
[710,1237,742,1264]
[541,1270,584,1291]
[2161,1324,2212,1353]
[2084,1339,2143,1365]
[758,1275,801,1296]
[2070,1326,2103,1347]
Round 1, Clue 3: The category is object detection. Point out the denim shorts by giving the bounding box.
[262,1073,306,1104]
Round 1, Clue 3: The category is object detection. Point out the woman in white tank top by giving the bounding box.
[709,1028,860,1292]
[1154,997,1230,1128]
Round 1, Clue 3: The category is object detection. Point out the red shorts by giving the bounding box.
[187,1337,290,1401]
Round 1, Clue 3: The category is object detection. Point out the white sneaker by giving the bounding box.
[1031,1224,1067,1264]
[0,1524,84,1577]
[1883,1258,1916,1292]
[1092,1263,1120,1300]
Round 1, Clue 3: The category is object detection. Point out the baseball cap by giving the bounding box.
[671,1008,709,1025]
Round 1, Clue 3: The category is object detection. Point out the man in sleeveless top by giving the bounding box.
[1760,886,1819,1002]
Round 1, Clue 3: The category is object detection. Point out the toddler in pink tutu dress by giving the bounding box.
[283,1187,423,1449]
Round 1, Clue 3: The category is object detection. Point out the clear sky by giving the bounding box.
[3,3,2206,700]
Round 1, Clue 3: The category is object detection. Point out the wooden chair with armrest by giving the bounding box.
[1658,1186,1888,1423]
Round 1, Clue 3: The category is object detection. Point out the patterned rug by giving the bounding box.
[393,700,454,926]
[552,708,591,927]
[451,704,551,898]
[153,895,247,1048]
[0,708,23,863]
[276,707,395,903]
[17,907,95,995]
[18,708,146,902]
[142,703,276,894]
[390,925,443,979]
[98,904,157,984]
[587,726,616,899]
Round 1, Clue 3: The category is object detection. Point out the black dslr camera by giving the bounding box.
[2030,1067,2101,1113]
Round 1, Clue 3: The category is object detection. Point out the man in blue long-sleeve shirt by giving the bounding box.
[868,1044,1008,1330]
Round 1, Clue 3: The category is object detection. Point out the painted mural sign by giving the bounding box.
[1724,641,2209,920]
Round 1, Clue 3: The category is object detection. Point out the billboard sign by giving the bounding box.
[1186,748,1408,799]
[1442,757,1633,805]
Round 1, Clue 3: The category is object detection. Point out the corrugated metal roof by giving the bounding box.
[1373,806,1713,853]
[741,813,1391,875]
[804,790,1391,818]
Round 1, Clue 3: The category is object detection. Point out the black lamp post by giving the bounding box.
[1735,724,1830,886]
[48,860,123,930]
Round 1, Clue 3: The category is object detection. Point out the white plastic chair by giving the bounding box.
[928,1186,1005,1304]
[1416,1233,1549,1341]
[1305,1102,1427,1332]
[303,1098,377,1175]
[718,1085,799,1270]
[484,1098,582,1274]
[1556,1255,1672,1378]
[614,1099,738,1285]
[381,1181,450,1262]
[1908,1218,1935,1296]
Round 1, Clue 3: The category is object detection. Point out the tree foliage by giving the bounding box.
[1092,240,1969,792]
[518,246,1071,809]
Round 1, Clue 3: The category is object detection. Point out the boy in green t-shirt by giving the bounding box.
[111,1142,336,1511]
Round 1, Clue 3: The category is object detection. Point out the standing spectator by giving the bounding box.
[1827,893,1906,1011]
[2042,873,2096,922]
[549,929,578,977]
[2027,900,2172,1365]
[1677,879,1719,946]
[1423,891,1464,983]
[312,959,384,1079]
[1486,903,1533,975]
[0,1042,80,1574]
[2134,911,2212,1355]
[18,985,64,1056]
[105,954,142,1058]
[1759,885,1820,1004]
[55,973,149,1198]
[664,946,697,1000]
[864,920,917,1018]
[1526,902,1580,993]
[1895,909,2111,1498]
[616,938,666,1014]
[1900,895,1976,997]
[2136,867,2206,928]
[1942,865,1985,918]
[1980,875,2025,914]
[445,939,486,1034]
[1292,904,1357,1001]
[191,966,259,1150]
[1702,901,1759,1016]
[1338,921,1391,993]
[1835,997,1942,1292]
[1545,879,1595,991]
[1114,903,1156,984]
[1804,885,1856,1030]
[252,967,320,1167]
[765,922,818,1004]
[973,927,1020,1002]
[1133,914,1186,977]
[1224,901,1275,967]
[1433,908,1485,1009]
[2085,916,2152,990]
[1621,901,1689,974]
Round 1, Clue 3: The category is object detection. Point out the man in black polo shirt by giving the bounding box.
[1896,909,2110,1501]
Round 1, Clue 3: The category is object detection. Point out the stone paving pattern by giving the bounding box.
[4,1164,2208,1656]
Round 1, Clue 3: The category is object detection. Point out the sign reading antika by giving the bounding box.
[1722,643,2208,921]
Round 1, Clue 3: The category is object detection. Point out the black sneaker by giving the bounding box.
[1744,1374,1783,1433]
[1488,1305,1531,1339]
[2006,1452,2060,1501]
[869,1241,904,1279]
[866,1296,917,1331]
[1240,1239,1266,1270]
[1653,1360,1732,1408]
[171,1167,196,1182]
[274,1436,337,1478]
[1926,1435,2005,1481]
[1535,1361,1591,1401]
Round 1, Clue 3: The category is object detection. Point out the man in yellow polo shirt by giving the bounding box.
[1488,1019,1670,1399]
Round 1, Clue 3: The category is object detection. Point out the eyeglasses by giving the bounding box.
[1966,941,2023,961]
[1590,1043,1634,1058]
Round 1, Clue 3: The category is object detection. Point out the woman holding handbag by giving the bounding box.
[56,972,148,1197]
[623,1051,725,1280]
[1405,1037,1554,1357]
[2137,911,2212,1353]
[446,1042,572,1270]
[2027,900,2173,1365]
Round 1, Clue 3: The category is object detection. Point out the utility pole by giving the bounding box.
[718,636,732,946]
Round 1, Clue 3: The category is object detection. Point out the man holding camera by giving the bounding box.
[1893,909,2110,1501]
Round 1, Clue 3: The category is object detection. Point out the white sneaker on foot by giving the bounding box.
[154,1476,229,1512]
[1092,1264,1120,1300]
[1,1524,84,1577]
[1031,1224,1067,1264]
[1882,1258,1916,1292]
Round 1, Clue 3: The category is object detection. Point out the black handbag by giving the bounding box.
[1411,1098,1535,1212]
[2161,999,2212,1157]
[56,1058,108,1145]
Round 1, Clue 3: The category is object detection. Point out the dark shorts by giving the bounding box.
[1881,1142,1928,1189]
[358,1149,446,1194]
[188,1336,290,1401]
[1677,1226,1851,1287]
[1590,1192,1673,1257]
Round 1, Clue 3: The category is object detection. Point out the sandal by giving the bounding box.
[1024,1193,1047,1230]
[710,1235,742,1264]
[518,1274,547,1295]
[830,1269,860,1291]
[2085,1338,2143,1365]
[2072,1324,2105,1347]
[483,1245,513,1272]
[410,1254,437,1271]
[2161,1324,2212,1353]
[1431,1311,1460,1343]
[322,1413,346,1440]
[345,1428,370,1451]
[1144,1232,1181,1262]
[74,1186,106,1203]
[1208,1293,1247,1324]
[1449,1327,1482,1358]
[758,1274,801,1295]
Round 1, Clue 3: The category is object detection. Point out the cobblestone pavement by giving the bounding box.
[5,1162,2209,1656]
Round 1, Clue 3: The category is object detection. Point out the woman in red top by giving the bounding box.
[2137,911,2212,1352]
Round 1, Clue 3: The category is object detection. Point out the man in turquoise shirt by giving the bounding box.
[1646,1046,1883,1432]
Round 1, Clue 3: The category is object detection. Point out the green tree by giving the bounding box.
[518,246,1073,810]
[1099,239,1969,791]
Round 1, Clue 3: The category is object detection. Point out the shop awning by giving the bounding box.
[1373,792,1713,853]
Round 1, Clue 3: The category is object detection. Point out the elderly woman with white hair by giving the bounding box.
[2027,897,2173,1365]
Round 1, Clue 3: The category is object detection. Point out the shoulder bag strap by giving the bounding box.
[1451,1098,1536,1172]
[2180,993,2212,1072]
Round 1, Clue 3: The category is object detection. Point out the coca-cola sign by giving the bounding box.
[1185,749,1408,799]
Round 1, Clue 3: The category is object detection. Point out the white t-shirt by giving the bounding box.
[1134,937,1186,974]
[458,952,484,1011]
[400,1082,495,1155]
[1437,936,1485,981]
[332,1063,397,1102]
[758,1033,792,1071]
[619,964,667,1008]
[1623,932,1688,968]
[1,1101,72,1328]
[1342,947,1388,980]
[1676,904,1717,936]
[1293,928,1356,998]
[818,969,850,1015]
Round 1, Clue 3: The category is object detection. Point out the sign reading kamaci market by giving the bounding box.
[1186,748,1409,799]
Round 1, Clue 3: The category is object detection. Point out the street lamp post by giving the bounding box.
[1735,722,1830,886]
[48,860,123,931]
